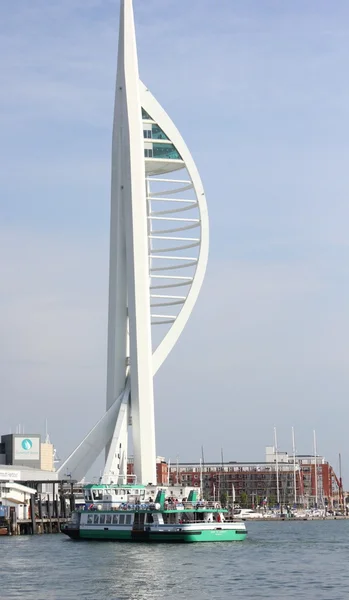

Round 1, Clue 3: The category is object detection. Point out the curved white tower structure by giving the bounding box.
[58,0,209,484]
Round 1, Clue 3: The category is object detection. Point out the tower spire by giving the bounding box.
[58,0,209,485]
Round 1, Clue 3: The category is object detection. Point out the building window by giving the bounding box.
[153,143,182,160]
[152,124,169,140]
[142,108,153,120]
[144,149,153,158]
[143,130,152,139]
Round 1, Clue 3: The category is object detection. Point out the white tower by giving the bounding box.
[58,0,209,485]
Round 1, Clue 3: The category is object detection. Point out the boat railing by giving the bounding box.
[165,501,222,510]
[83,500,224,512]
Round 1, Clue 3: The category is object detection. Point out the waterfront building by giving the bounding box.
[0,434,56,480]
[126,446,342,508]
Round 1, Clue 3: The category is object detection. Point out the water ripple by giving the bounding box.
[0,521,349,599]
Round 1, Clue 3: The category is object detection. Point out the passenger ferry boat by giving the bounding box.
[62,484,247,543]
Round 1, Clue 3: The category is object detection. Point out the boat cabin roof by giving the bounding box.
[79,507,228,514]
[84,483,146,490]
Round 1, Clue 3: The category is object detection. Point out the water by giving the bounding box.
[1,520,349,600]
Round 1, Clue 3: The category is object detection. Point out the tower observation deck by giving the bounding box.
[58,0,209,485]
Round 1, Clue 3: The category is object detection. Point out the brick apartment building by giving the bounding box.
[128,447,343,508]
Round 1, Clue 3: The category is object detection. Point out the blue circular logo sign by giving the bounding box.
[21,439,33,450]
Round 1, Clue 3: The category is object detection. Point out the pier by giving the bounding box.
[0,479,79,536]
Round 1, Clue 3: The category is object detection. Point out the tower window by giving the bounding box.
[142,108,153,120]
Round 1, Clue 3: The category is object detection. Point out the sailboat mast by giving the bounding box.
[199,458,203,496]
[292,426,297,505]
[274,427,280,505]
[313,430,318,507]
[339,452,343,512]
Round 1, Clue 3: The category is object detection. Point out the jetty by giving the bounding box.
[0,479,79,536]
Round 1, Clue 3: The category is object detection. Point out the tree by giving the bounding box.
[268,494,276,508]
[239,491,249,508]
[220,491,228,508]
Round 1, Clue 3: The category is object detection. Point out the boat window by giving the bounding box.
[106,515,112,524]
[112,514,119,524]
[99,514,105,524]
[119,515,125,525]
[94,515,99,524]
[87,515,93,524]
[125,514,132,525]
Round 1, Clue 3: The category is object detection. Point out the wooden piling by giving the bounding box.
[30,495,37,535]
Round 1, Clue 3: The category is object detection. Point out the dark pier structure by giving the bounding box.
[0,479,80,536]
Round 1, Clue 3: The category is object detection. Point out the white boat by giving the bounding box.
[233,509,264,520]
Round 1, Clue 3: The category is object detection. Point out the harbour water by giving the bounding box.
[1,520,349,599]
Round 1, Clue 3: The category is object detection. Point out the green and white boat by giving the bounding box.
[62,484,247,543]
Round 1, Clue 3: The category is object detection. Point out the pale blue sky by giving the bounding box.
[1,1,349,481]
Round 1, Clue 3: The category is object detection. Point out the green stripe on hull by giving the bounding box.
[80,529,132,540]
[149,530,246,542]
[78,529,246,542]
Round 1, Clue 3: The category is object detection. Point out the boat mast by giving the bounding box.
[339,452,343,512]
[313,429,318,507]
[274,427,280,506]
[199,458,203,496]
[201,446,205,498]
[292,426,297,505]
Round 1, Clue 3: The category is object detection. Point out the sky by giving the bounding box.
[1,0,349,482]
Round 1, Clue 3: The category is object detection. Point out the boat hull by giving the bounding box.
[62,525,246,543]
